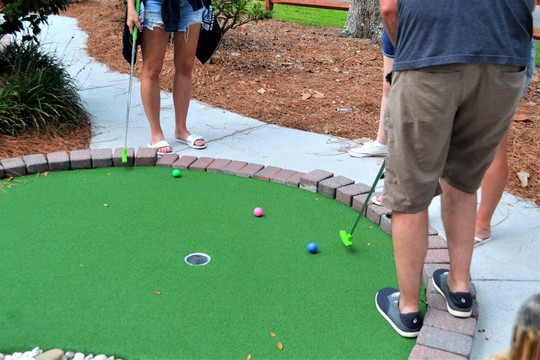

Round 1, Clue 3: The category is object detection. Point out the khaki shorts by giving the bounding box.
[382,63,525,213]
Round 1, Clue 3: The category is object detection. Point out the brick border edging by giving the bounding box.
[1,147,478,359]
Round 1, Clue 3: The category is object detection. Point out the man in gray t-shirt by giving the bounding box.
[375,0,533,338]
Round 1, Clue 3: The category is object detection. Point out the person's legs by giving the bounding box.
[474,130,509,243]
[141,27,172,153]
[375,55,393,145]
[349,55,393,157]
[172,24,205,148]
[440,179,475,292]
[391,210,428,313]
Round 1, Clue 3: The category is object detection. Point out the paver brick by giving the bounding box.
[428,224,438,236]
[113,148,135,167]
[207,158,232,173]
[135,147,158,166]
[409,345,467,360]
[1,157,27,177]
[317,175,354,199]
[23,154,49,174]
[47,151,71,171]
[270,169,298,184]
[237,163,264,178]
[91,148,113,168]
[379,212,392,235]
[428,235,448,249]
[222,160,248,175]
[189,157,215,171]
[254,166,282,180]
[156,153,179,167]
[285,171,304,187]
[417,325,473,357]
[423,309,476,336]
[352,193,369,214]
[367,203,391,226]
[172,155,198,169]
[70,149,92,170]
[336,183,371,207]
[425,248,450,264]
[299,169,333,192]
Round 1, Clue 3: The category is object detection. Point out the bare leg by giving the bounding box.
[475,130,509,241]
[440,179,474,293]
[375,55,394,145]
[392,210,428,314]
[141,27,172,153]
[172,25,205,147]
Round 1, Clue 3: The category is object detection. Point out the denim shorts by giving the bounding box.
[382,30,395,58]
[142,0,204,32]
[525,38,536,91]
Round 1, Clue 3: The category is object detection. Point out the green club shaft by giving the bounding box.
[349,158,386,236]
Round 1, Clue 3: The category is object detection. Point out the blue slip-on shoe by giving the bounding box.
[432,269,472,318]
[375,287,423,338]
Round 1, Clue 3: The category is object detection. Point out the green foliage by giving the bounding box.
[0,41,89,136]
[0,0,70,43]
[536,43,540,68]
[213,0,272,33]
[269,3,347,28]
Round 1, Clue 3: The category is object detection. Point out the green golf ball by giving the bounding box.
[172,169,181,178]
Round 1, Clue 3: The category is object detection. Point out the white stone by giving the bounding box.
[93,355,106,360]
[83,355,93,360]
[12,353,22,360]
[30,348,41,357]
[35,349,64,360]
[64,352,75,360]
[73,354,84,360]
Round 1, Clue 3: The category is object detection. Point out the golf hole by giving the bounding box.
[185,253,211,266]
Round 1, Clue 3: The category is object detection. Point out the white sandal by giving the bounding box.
[147,140,172,156]
[175,134,207,149]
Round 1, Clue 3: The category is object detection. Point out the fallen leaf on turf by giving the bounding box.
[367,243,371,246]
[153,291,161,295]
[247,354,252,360]
[368,226,373,229]
[42,171,49,176]
[270,332,276,337]
[103,203,109,207]
[277,342,284,350]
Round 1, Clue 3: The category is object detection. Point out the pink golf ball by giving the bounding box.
[253,207,263,217]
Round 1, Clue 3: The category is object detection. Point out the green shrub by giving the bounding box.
[213,0,272,33]
[0,0,70,43]
[0,41,89,136]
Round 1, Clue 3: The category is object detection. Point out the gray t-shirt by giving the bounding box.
[393,0,534,71]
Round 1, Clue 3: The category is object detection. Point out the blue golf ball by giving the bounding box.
[307,242,318,254]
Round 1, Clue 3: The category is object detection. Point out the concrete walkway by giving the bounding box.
[38,15,539,359]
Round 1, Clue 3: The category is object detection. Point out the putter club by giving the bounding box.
[122,0,141,164]
[340,158,386,246]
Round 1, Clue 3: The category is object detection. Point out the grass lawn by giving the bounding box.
[268,3,347,28]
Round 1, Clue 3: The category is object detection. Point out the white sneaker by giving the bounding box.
[348,140,388,157]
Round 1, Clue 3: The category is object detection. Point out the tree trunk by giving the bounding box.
[341,0,383,44]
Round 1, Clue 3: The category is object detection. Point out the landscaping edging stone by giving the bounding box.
[0,148,478,359]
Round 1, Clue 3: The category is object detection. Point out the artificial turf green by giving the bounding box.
[0,167,422,359]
